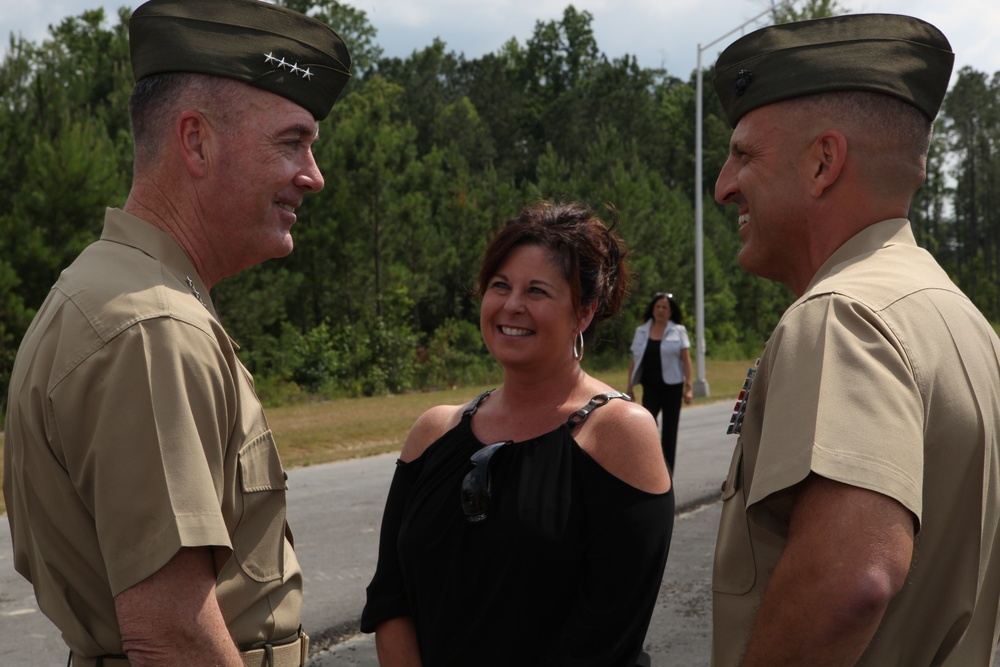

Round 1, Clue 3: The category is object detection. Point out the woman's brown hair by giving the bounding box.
[477,201,630,332]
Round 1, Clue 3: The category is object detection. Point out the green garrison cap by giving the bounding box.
[129,0,351,120]
[714,13,954,126]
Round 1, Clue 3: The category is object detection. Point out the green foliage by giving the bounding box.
[3,2,1000,411]
[0,259,31,410]
[415,318,500,389]
[937,67,1000,321]
[772,0,846,23]
[254,305,420,400]
[0,13,132,292]
[0,8,133,408]
[278,0,383,79]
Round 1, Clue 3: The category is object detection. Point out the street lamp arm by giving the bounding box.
[692,2,793,399]
[698,5,777,56]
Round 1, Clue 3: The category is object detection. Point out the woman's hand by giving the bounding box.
[683,384,694,405]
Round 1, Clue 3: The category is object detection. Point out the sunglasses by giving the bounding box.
[461,440,513,523]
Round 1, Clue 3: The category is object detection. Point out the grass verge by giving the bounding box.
[0,359,753,515]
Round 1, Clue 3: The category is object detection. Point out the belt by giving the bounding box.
[70,631,309,667]
[69,655,129,667]
[240,631,309,667]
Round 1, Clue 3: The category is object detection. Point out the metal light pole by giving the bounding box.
[693,6,777,399]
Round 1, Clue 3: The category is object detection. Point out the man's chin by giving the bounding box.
[737,248,760,276]
[259,237,295,263]
[275,233,295,257]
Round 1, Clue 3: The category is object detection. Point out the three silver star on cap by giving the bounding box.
[264,52,313,80]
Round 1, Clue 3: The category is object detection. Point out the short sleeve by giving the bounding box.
[542,455,674,666]
[51,318,234,595]
[361,457,424,632]
[679,324,691,350]
[748,294,924,521]
[629,326,645,357]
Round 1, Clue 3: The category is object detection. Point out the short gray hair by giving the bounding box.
[128,73,252,166]
[796,91,933,158]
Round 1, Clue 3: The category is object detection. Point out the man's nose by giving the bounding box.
[715,158,738,205]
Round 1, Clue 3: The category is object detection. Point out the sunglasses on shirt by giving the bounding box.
[461,440,513,523]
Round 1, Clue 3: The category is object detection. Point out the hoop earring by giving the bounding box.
[572,331,585,361]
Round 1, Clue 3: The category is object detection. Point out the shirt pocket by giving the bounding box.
[712,440,756,595]
[235,430,287,582]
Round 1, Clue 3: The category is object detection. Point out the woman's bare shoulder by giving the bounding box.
[576,397,671,494]
[399,403,467,463]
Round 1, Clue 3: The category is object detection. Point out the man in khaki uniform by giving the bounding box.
[710,13,1000,666]
[2,1,350,665]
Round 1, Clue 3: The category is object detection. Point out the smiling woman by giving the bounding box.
[360,200,675,667]
[478,243,582,374]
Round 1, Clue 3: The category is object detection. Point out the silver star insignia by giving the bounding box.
[263,52,313,80]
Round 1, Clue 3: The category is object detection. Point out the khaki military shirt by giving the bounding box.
[712,219,1000,665]
[3,208,302,657]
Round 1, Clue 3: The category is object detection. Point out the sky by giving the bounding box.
[2,0,998,84]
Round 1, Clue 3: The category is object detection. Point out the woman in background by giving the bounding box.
[361,201,673,666]
[626,292,693,472]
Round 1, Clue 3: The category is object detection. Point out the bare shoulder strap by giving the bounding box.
[565,391,633,427]
[462,389,495,418]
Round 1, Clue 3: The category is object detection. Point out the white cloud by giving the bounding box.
[2,0,998,82]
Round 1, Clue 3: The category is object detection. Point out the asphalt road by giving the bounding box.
[7,399,994,665]
[0,400,737,664]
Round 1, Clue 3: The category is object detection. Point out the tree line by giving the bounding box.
[2,0,998,414]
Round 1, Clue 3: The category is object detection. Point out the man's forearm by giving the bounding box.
[740,474,914,666]
[740,559,892,666]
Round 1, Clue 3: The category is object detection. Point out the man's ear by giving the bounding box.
[809,130,847,198]
[176,110,212,178]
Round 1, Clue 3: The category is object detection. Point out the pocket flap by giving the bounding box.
[720,440,742,501]
[239,431,286,493]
